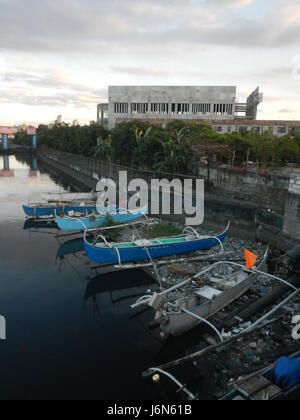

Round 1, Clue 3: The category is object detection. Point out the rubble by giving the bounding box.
[109,217,300,398]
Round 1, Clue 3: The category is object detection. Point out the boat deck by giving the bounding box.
[93,235,210,249]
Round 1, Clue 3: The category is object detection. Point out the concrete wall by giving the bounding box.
[38,148,300,248]
[108,86,237,129]
[195,164,290,212]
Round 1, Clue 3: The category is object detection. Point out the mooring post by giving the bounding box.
[2,134,8,150]
[3,154,9,171]
[32,135,37,149]
[0,316,6,340]
[32,156,38,171]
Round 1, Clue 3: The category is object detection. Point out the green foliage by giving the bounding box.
[103,212,120,228]
[102,213,126,241]
[16,118,300,170]
[110,120,150,165]
[14,130,32,145]
[144,223,182,239]
[19,123,109,157]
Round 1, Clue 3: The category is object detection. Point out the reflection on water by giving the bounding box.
[0,154,213,400]
[0,155,163,400]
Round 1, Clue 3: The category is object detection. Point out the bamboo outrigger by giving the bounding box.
[132,249,268,336]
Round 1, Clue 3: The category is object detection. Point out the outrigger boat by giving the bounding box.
[84,223,230,265]
[41,191,100,203]
[22,201,97,218]
[221,351,300,400]
[132,248,268,336]
[55,205,148,232]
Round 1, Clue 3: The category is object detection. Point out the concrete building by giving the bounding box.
[97,103,109,129]
[98,85,263,129]
[210,119,300,138]
[55,115,62,125]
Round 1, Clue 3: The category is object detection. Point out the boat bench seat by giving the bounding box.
[134,239,153,247]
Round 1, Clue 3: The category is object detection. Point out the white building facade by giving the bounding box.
[106,86,241,129]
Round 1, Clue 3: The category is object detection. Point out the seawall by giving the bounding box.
[37,148,299,251]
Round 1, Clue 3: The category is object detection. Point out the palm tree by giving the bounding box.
[154,128,191,173]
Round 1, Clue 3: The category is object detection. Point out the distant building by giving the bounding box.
[115,117,300,138]
[73,120,79,126]
[55,115,62,124]
[102,86,263,129]
[209,119,300,138]
[97,103,109,129]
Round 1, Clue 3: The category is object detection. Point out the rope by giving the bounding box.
[181,308,224,342]
[211,236,224,254]
[133,225,163,289]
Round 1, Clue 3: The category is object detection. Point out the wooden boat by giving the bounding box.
[22,202,97,217]
[221,351,300,400]
[84,223,230,265]
[151,249,268,336]
[55,205,147,232]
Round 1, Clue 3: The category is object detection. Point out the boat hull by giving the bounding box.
[41,192,98,202]
[221,351,300,400]
[157,251,268,336]
[159,271,257,336]
[23,205,97,217]
[55,207,147,231]
[84,228,228,265]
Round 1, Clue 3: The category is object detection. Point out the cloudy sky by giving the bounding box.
[0,0,300,126]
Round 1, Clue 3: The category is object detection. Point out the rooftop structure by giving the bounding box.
[97,86,263,129]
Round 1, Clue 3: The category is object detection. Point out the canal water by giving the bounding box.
[0,154,214,401]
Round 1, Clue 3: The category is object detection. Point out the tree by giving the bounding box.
[110,120,150,164]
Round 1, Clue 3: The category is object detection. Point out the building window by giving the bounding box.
[177,103,189,114]
[214,104,233,115]
[227,126,232,133]
[150,103,169,114]
[114,103,129,114]
[251,126,260,134]
[131,103,148,114]
[239,126,248,134]
[192,104,211,114]
[278,126,287,134]
[214,126,223,133]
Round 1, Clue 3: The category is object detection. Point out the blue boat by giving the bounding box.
[23,203,97,218]
[221,351,300,400]
[55,206,148,232]
[84,223,230,265]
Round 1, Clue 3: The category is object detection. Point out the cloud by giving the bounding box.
[109,66,170,77]
[279,107,295,113]
[0,68,107,109]
[0,0,300,55]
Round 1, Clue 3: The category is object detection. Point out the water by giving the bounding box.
[0,154,213,401]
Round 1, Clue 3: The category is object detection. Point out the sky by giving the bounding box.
[1,0,300,126]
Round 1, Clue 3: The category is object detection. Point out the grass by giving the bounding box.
[144,223,182,239]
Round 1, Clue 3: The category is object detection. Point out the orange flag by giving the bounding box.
[245,249,258,270]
